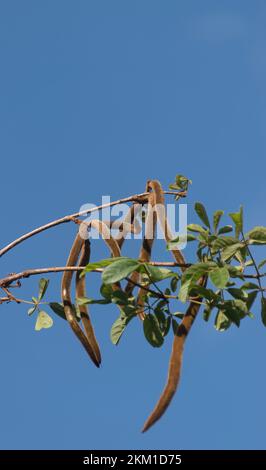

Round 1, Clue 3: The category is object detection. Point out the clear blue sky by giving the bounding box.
[0,0,265,450]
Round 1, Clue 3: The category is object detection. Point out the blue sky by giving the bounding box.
[0,0,265,450]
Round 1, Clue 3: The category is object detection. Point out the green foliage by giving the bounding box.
[215,311,231,332]
[261,297,266,327]
[179,262,215,302]
[209,267,229,289]
[38,278,49,300]
[143,314,164,347]
[23,175,266,347]
[142,265,176,283]
[169,174,192,192]
[110,312,134,345]
[213,210,224,233]
[35,311,53,331]
[82,257,127,274]
[194,202,211,229]
[247,227,266,245]
[229,206,243,239]
[102,258,140,284]
[218,225,233,235]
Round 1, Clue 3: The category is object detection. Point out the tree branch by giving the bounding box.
[0,260,189,288]
[0,190,187,259]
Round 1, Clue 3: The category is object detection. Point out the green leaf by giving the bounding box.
[100,283,114,300]
[38,278,49,300]
[203,304,212,322]
[35,311,53,331]
[227,265,245,279]
[49,302,81,322]
[245,260,254,267]
[28,305,38,316]
[82,257,128,274]
[167,233,196,249]
[163,316,172,337]
[194,202,210,229]
[172,312,184,319]
[187,224,207,233]
[231,299,248,314]
[261,297,266,327]
[154,311,171,337]
[211,236,240,253]
[111,290,130,305]
[169,174,192,191]
[218,225,233,235]
[229,206,243,238]
[258,259,266,270]
[246,291,258,311]
[186,234,197,242]
[214,311,231,332]
[190,285,216,302]
[227,288,248,301]
[170,277,178,292]
[247,226,266,245]
[221,243,244,262]
[102,258,140,284]
[110,314,134,345]
[143,314,164,347]
[77,297,109,305]
[198,231,209,243]
[209,267,229,289]
[179,262,214,302]
[172,318,179,335]
[241,282,259,291]
[155,299,168,311]
[49,302,67,320]
[143,264,175,282]
[213,210,224,232]
[222,300,248,327]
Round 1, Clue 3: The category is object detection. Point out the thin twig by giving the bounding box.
[1,286,36,305]
[0,260,188,288]
[124,277,165,299]
[0,267,102,287]
[0,190,187,258]
[0,260,262,290]
[242,273,266,279]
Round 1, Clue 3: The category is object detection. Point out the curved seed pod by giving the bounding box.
[102,218,141,236]
[146,180,186,272]
[114,203,142,250]
[76,239,101,366]
[135,191,157,320]
[87,219,121,292]
[125,188,157,295]
[86,219,121,258]
[61,234,101,367]
[142,276,206,433]
[123,190,157,320]
[62,220,122,364]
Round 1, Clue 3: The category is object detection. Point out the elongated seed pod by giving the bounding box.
[135,191,157,320]
[123,190,157,320]
[76,239,101,366]
[142,276,206,432]
[115,203,142,250]
[147,180,186,272]
[61,234,101,367]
